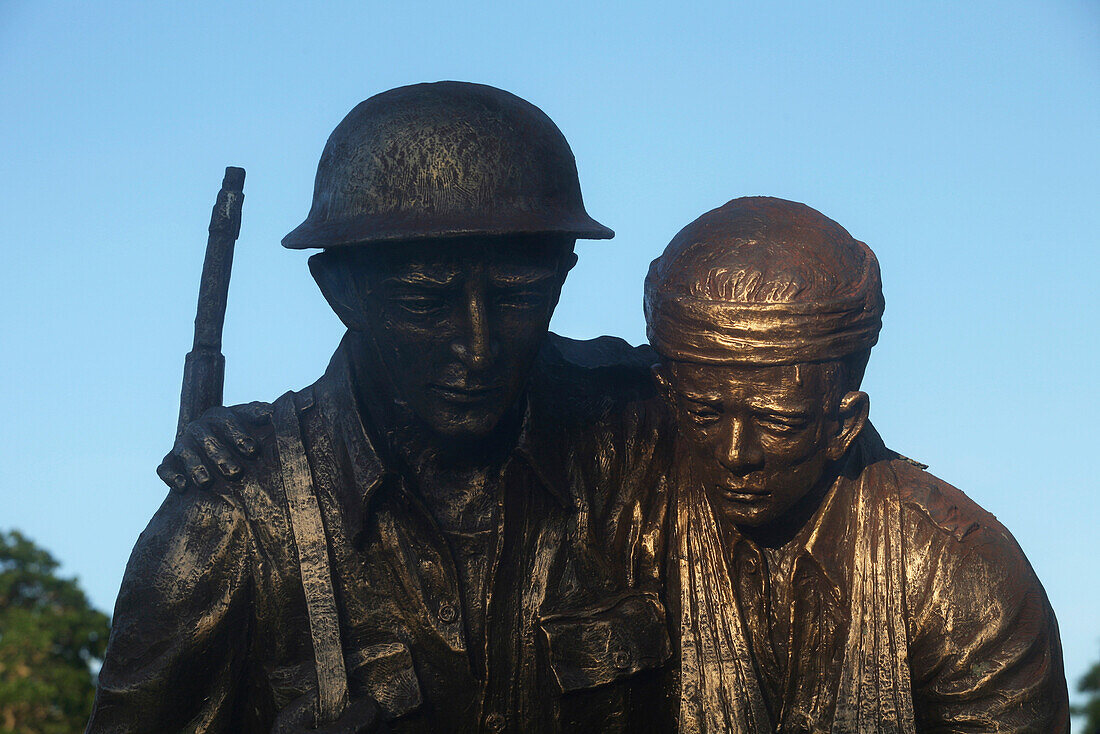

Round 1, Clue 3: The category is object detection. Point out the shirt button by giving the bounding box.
[438,601,458,624]
[485,712,506,732]
[744,557,758,574]
[611,647,632,670]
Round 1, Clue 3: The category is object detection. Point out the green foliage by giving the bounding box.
[0,530,110,734]
[1076,655,1100,734]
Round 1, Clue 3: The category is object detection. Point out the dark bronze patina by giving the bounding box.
[88,83,668,734]
[89,85,1069,734]
[645,197,1070,732]
[176,166,245,439]
[282,82,613,249]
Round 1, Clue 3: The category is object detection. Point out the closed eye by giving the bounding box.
[495,291,548,310]
[390,294,448,316]
[682,399,721,425]
[755,414,810,432]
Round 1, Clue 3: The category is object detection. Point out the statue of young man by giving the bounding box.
[644,196,1069,732]
[87,83,672,733]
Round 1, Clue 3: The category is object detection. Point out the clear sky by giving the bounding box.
[2,0,1097,718]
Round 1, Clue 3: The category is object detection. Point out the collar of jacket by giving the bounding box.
[720,421,894,605]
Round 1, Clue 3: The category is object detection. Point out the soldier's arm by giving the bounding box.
[86,487,253,732]
[902,477,1070,733]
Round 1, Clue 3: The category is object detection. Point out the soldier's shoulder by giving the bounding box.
[887,457,1033,578]
[539,333,657,405]
[132,480,253,580]
[544,333,658,372]
[532,334,663,439]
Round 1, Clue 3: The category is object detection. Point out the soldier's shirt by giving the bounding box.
[87,334,674,734]
[672,424,1069,733]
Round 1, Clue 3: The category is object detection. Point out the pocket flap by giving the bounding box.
[346,641,422,720]
[540,592,671,693]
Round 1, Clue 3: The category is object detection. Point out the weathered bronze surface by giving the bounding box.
[282,81,613,249]
[88,83,669,734]
[88,86,1069,733]
[176,166,245,439]
[645,197,1069,732]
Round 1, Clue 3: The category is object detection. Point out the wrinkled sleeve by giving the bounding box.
[86,488,252,733]
[905,508,1070,733]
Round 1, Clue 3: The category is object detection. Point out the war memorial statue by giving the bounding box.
[87,83,1068,732]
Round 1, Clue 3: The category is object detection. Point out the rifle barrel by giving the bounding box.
[176,166,245,439]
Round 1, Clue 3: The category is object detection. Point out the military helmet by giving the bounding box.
[282,81,613,249]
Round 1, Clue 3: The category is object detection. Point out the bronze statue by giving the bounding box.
[644,196,1069,732]
[90,84,1069,733]
[87,82,672,733]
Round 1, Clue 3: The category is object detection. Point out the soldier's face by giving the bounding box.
[658,361,846,529]
[350,237,573,440]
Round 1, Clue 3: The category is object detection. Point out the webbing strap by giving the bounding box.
[273,396,349,722]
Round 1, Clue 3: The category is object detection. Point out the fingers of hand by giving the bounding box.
[156,456,189,493]
[173,440,213,487]
[186,419,240,480]
[213,406,259,457]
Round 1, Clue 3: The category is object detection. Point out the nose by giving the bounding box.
[452,286,495,370]
[716,416,764,475]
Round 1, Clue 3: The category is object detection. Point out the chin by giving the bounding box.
[718,504,781,529]
[423,408,507,442]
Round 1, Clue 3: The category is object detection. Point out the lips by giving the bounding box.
[715,482,769,503]
[429,383,500,403]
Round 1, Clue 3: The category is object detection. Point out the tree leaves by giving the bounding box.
[0,530,110,734]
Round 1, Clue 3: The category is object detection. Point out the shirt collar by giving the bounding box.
[720,435,884,599]
[796,423,891,595]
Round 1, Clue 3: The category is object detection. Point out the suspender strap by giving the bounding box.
[273,394,349,722]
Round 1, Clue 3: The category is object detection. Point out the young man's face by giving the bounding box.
[658,360,856,529]
[323,236,574,442]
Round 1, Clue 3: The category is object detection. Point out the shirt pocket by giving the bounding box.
[346,641,423,720]
[539,592,671,693]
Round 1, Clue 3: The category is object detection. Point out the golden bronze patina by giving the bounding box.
[645,196,1069,732]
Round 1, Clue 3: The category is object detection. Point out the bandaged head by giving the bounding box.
[644,197,884,365]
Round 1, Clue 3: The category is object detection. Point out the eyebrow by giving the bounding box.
[748,401,813,418]
[383,272,459,288]
[487,270,558,287]
[676,390,723,404]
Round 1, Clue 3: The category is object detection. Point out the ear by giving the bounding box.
[826,391,869,461]
[546,250,579,312]
[651,363,674,404]
[309,253,371,332]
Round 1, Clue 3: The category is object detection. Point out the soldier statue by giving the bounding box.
[87,82,672,733]
[644,196,1069,732]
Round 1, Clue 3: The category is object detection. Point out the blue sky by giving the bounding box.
[2,0,1098,715]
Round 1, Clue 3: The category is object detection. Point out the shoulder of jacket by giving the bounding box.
[889,459,1029,573]
[538,334,657,418]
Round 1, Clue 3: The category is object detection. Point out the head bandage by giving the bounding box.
[644,239,884,366]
